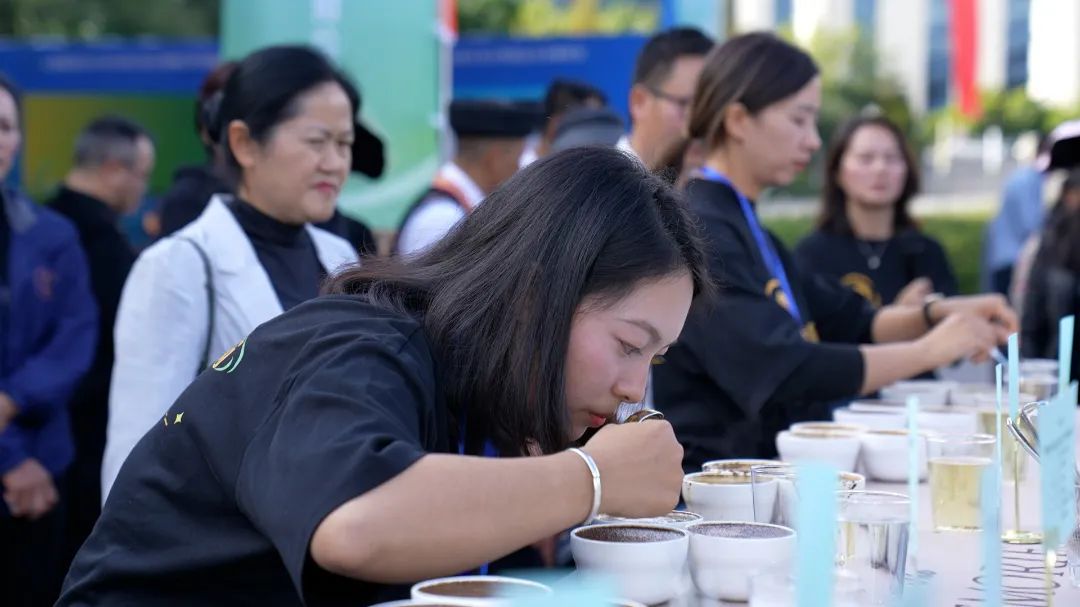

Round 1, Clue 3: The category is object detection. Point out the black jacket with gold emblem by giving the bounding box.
[654,178,875,468]
[794,228,957,307]
[60,296,451,606]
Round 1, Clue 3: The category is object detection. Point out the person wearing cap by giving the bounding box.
[618,27,712,170]
[520,79,607,166]
[99,46,360,500]
[549,106,625,154]
[985,122,1080,298]
[396,99,536,256]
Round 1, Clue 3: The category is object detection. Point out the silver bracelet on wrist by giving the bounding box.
[568,448,602,525]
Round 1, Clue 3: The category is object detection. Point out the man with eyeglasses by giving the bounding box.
[618,27,713,170]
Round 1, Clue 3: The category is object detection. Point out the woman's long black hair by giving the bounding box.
[326,147,714,455]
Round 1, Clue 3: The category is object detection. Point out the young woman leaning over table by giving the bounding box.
[57,145,714,606]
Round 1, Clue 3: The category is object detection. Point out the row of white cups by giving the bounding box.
[375,371,1059,606]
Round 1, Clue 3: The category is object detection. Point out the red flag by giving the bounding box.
[950,0,981,118]
[440,0,458,36]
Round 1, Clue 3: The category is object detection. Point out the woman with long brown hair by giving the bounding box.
[795,115,957,307]
[653,32,1016,468]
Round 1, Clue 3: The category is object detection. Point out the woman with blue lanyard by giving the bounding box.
[653,32,1017,470]
[58,146,711,606]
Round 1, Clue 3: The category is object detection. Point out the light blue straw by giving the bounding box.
[1008,334,1020,423]
[981,363,1004,607]
[1058,316,1074,396]
[795,462,837,607]
[906,395,919,570]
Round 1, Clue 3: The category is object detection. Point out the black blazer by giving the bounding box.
[655,179,875,468]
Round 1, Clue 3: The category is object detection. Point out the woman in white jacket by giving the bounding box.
[101,46,382,499]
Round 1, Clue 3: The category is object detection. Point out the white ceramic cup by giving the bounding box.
[917,406,977,435]
[859,429,929,482]
[880,380,955,407]
[411,576,552,606]
[593,510,703,530]
[849,399,906,413]
[750,463,865,528]
[833,407,907,431]
[570,524,690,606]
[776,430,862,472]
[683,471,756,522]
[947,383,997,407]
[701,458,777,475]
[687,521,796,602]
[788,421,867,435]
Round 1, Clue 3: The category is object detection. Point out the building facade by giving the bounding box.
[727,0,1078,114]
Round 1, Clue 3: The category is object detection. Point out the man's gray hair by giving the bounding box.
[73,116,151,169]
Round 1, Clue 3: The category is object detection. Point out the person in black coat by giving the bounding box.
[46,116,154,566]
[653,33,1016,468]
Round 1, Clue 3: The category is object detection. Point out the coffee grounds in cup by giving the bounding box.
[421,580,544,598]
[689,473,752,484]
[690,523,792,539]
[576,525,684,543]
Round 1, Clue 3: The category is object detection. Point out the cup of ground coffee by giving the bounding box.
[682,471,757,522]
[571,523,689,605]
[411,575,551,606]
[687,521,796,601]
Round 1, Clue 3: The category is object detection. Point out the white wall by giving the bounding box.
[875,0,930,113]
[792,0,854,43]
[977,0,1007,91]
[732,0,776,32]
[1027,0,1080,107]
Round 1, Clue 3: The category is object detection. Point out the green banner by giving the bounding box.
[221,0,442,230]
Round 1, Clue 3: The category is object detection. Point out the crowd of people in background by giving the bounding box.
[0,23,1077,606]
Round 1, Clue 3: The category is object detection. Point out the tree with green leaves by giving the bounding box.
[0,0,219,38]
[775,26,915,195]
[458,0,655,36]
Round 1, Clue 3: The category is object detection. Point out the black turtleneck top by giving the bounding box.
[226,198,325,311]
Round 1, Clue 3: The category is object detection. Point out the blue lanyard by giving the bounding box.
[458,414,497,575]
[698,168,804,326]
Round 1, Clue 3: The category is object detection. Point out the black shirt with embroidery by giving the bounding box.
[226,197,326,311]
[58,296,452,606]
[794,228,958,306]
[653,179,875,468]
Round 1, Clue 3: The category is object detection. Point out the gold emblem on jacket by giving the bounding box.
[841,272,881,307]
[765,279,819,342]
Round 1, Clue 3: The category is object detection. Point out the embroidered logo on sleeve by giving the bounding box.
[162,412,185,427]
[212,339,246,374]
